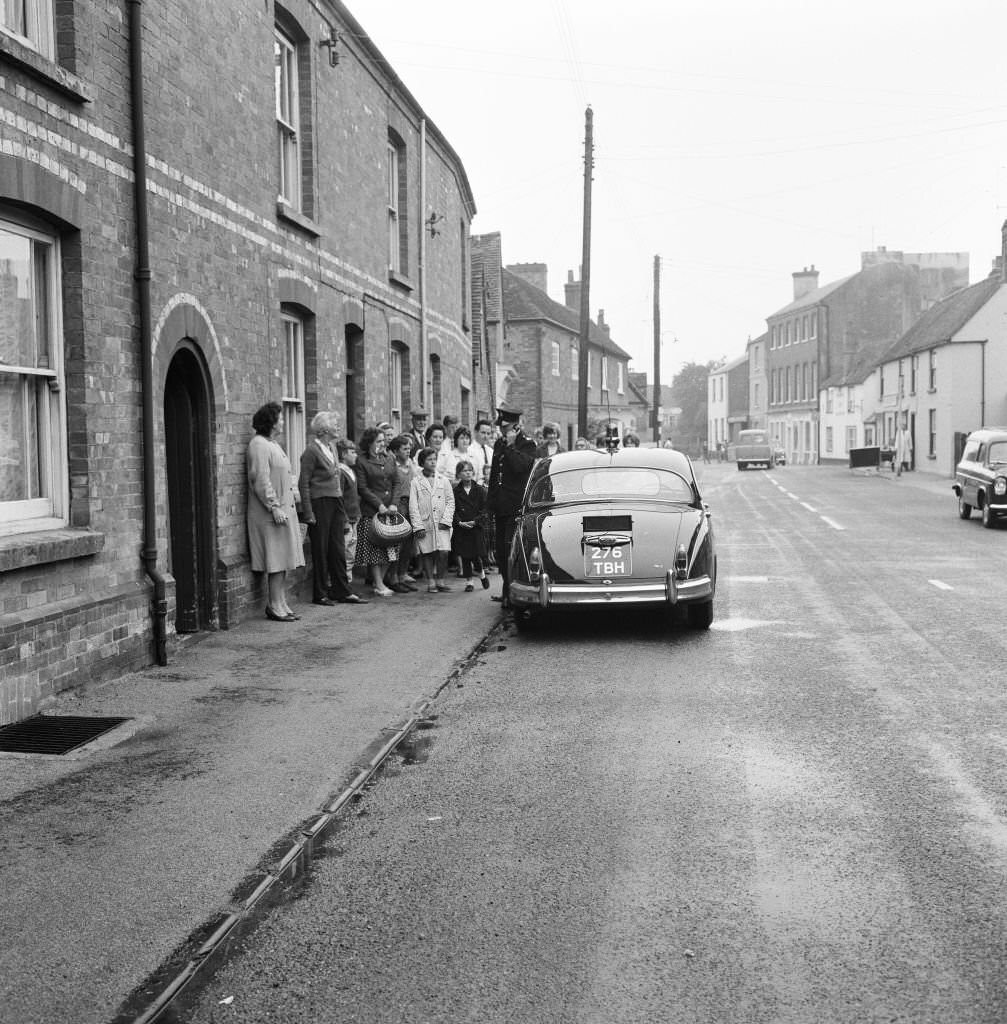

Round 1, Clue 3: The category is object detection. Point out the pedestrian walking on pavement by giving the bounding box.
[409,447,455,592]
[486,404,537,609]
[246,401,304,622]
[298,412,364,606]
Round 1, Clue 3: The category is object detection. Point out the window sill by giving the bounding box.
[276,202,321,238]
[0,33,91,103]
[0,527,104,573]
[388,269,414,292]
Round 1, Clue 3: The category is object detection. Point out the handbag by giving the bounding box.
[370,510,412,547]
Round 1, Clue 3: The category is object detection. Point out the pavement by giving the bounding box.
[0,574,503,1024]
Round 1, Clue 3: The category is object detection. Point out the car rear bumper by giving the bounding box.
[510,571,714,609]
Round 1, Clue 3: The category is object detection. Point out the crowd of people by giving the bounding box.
[245,402,560,620]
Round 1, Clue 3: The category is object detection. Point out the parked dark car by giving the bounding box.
[952,428,1007,528]
[507,448,716,630]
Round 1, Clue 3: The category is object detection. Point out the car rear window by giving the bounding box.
[989,441,1007,465]
[528,468,695,506]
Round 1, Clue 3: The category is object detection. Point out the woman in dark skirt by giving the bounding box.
[353,426,399,598]
[451,459,489,592]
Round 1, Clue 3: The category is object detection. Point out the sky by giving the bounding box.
[358,0,1007,384]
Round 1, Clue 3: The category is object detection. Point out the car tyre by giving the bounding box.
[982,501,997,529]
[687,600,714,630]
[958,496,972,520]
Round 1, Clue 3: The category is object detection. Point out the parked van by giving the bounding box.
[729,429,774,471]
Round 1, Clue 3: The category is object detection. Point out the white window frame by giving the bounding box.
[390,344,404,427]
[551,340,560,376]
[0,215,67,535]
[1,0,54,59]
[601,355,609,392]
[274,27,301,211]
[587,351,593,389]
[387,141,400,273]
[280,311,306,462]
[571,344,578,382]
[617,362,624,394]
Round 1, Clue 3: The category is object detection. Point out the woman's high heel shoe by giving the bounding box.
[265,606,295,622]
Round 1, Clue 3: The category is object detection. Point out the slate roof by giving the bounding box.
[820,350,880,389]
[502,268,632,360]
[881,275,1003,362]
[769,274,856,319]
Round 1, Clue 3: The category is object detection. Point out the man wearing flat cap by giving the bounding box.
[486,404,537,607]
[406,410,428,456]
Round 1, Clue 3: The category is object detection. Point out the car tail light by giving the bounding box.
[674,543,688,580]
[996,477,1007,497]
[528,545,542,581]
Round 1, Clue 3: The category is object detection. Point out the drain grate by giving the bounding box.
[0,714,131,755]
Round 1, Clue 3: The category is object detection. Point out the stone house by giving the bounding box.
[0,0,479,723]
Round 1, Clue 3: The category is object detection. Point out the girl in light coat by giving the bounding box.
[409,446,455,592]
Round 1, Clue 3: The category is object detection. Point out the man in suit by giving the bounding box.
[485,404,537,608]
[406,409,428,456]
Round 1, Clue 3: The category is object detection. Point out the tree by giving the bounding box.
[671,360,722,454]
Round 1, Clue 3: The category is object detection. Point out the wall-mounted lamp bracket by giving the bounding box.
[320,27,341,67]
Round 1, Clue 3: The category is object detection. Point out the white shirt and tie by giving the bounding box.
[467,440,492,486]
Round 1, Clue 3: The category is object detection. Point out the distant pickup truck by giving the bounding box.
[728,429,774,471]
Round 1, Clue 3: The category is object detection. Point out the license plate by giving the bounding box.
[584,543,632,578]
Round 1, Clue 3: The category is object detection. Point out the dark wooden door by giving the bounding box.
[164,347,216,632]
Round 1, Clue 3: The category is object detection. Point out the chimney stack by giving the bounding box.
[597,309,609,337]
[564,269,582,312]
[792,265,820,300]
[505,262,548,295]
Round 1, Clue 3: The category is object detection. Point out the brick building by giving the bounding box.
[766,251,968,465]
[496,263,639,446]
[0,0,479,723]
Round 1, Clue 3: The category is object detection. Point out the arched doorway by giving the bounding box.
[164,344,217,633]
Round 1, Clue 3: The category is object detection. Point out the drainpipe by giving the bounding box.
[128,0,168,665]
[419,118,429,412]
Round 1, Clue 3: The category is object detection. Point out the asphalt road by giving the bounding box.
[180,463,1007,1024]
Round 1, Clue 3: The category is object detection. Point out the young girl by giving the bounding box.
[409,446,455,592]
[451,460,489,592]
[336,438,361,588]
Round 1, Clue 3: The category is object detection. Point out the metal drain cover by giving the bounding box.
[0,715,131,755]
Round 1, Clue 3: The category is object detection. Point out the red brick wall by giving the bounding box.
[0,0,481,723]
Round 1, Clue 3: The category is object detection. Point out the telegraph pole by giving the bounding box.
[577,106,593,440]
[652,255,661,444]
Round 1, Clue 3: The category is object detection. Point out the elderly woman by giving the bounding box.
[298,412,363,606]
[247,401,304,622]
[354,426,399,598]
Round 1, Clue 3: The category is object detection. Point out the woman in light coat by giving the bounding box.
[409,446,455,593]
[246,401,304,621]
